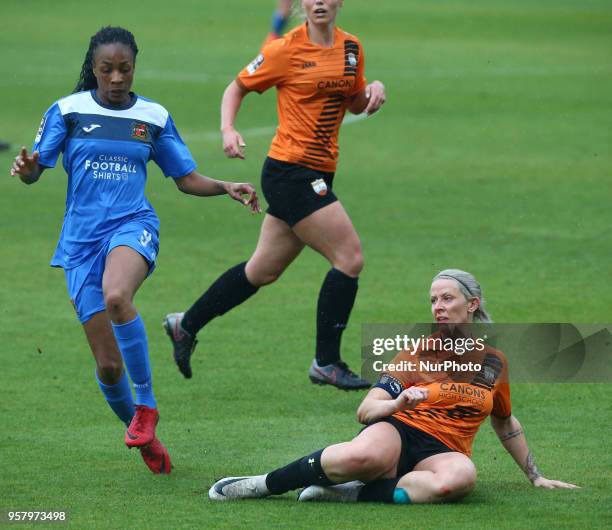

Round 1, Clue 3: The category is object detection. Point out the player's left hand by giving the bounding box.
[364,81,386,115]
[224,182,261,213]
[532,477,580,489]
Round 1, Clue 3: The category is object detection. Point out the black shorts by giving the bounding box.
[261,157,338,227]
[366,417,456,476]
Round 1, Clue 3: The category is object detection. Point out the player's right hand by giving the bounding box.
[10,146,40,179]
[222,127,246,160]
[395,387,429,410]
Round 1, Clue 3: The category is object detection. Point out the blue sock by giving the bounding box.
[271,11,288,36]
[112,314,156,408]
[393,488,412,504]
[96,370,135,426]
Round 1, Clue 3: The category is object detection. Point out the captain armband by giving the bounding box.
[373,374,404,399]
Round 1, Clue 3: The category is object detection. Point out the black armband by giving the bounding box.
[373,374,404,399]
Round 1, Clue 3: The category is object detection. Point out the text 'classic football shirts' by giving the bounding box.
[237,23,367,172]
[374,336,512,456]
[33,90,196,269]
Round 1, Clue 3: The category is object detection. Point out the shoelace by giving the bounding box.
[335,362,359,378]
[131,406,150,432]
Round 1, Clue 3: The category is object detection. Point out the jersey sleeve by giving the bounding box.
[152,115,197,178]
[491,355,512,418]
[373,349,416,398]
[33,103,67,168]
[236,39,290,94]
[350,41,367,97]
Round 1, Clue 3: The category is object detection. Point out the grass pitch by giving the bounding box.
[1,1,611,528]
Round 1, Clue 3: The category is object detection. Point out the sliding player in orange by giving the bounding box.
[209,270,579,503]
[165,0,386,389]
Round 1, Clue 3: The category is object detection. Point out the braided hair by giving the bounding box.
[432,269,493,323]
[73,26,138,93]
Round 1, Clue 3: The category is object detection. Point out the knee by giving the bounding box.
[245,261,283,287]
[104,288,131,316]
[334,247,364,278]
[434,467,477,501]
[250,270,281,287]
[340,448,388,476]
[96,360,124,385]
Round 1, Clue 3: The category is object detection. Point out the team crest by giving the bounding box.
[131,122,149,141]
[347,53,357,67]
[247,54,264,75]
[310,178,328,196]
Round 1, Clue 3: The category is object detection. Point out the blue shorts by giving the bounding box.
[64,221,159,323]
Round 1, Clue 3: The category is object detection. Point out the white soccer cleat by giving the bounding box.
[297,480,364,503]
[208,475,270,501]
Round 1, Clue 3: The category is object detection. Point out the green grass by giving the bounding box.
[1,0,611,528]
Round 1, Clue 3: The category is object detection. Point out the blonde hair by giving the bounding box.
[432,269,492,322]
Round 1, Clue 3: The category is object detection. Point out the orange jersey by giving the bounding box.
[376,337,511,456]
[237,23,367,172]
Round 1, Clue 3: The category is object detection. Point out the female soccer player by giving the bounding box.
[209,269,579,503]
[164,0,386,390]
[10,26,259,474]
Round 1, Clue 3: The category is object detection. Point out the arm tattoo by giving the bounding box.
[499,428,524,442]
[526,451,542,482]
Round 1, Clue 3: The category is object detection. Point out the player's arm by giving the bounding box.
[10,147,44,184]
[347,81,386,116]
[174,171,260,213]
[221,80,250,160]
[356,385,428,425]
[491,414,579,489]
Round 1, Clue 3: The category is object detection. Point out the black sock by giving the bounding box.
[181,262,258,335]
[357,478,402,503]
[265,449,334,495]
[316,268,358,366]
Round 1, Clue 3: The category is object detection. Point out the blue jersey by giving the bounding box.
[33,90,196,269]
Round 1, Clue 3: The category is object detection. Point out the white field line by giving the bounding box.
[182,111,369,142]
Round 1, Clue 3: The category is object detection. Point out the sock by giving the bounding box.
[316,268,358,366]
[271,10,289,36]
[181,262,259,336]
[96,370,135,426]
[357,478,411,504]
[112,314,156,408]
[265,449,334,495]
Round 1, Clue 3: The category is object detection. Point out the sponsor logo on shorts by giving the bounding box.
[247,54,264,75]
[131,122,149,141]
[302,61,317,69]
[139,229,152,247]
[34,116,46,143]
[311,178,328,196]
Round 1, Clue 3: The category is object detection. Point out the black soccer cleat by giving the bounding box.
[163,312,198,379]
[308,359,371,390]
